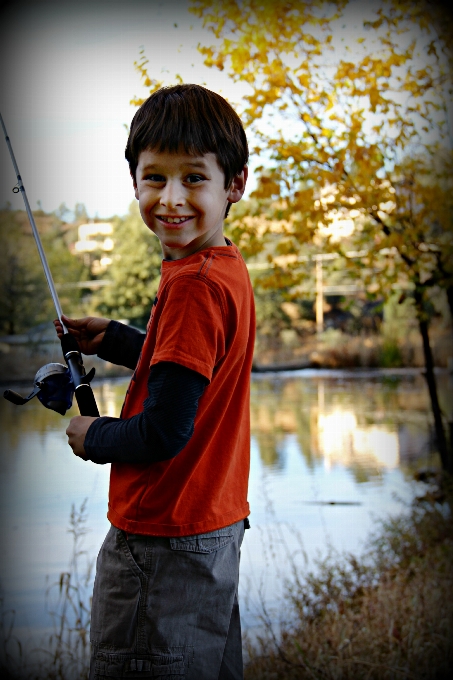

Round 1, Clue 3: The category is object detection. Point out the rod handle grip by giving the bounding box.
[74,384,100,417]
[60,333,100,417]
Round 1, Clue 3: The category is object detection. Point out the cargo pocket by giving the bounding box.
[169,526,234,554]
[94,649,188,678]
[90,527,146,649]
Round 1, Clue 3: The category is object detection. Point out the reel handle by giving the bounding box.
[4,384,41,406]
[4,389,28,406]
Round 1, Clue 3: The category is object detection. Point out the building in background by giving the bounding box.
[73,222,114,275]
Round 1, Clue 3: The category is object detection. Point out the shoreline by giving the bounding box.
[4,363,450,389]
[1,331,450,386]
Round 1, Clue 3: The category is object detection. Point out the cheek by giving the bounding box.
[138,201,146,220]
[138,192,156,215]
[138,201,154,230]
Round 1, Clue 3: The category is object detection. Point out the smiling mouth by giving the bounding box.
[156,216,193,225]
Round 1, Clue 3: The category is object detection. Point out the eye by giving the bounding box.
[144,174,165,183]
[186,174,205,184]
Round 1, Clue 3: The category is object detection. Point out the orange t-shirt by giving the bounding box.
[107,242,255,536]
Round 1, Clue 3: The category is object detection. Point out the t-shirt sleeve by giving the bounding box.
[151,276,226,381]
[97,320,145,370]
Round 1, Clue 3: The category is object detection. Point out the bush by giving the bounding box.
[379,339,404,368]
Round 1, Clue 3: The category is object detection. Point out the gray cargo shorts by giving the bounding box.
[89,518,246,679]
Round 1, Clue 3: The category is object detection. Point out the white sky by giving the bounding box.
[0,0,253,219]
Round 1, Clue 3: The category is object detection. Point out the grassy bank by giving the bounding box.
[244,475,453,680]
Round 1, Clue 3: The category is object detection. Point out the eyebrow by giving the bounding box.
[184,161,209,168]
[140,160,209,171]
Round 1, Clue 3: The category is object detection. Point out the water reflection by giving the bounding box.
[250,372,445,481]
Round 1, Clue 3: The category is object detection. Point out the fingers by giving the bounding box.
[54,316,77,329]
[53,315,109,348]
[61,314,87,329]
[54,315,92,336]
[66,415,98,460]
[53,318,65,338]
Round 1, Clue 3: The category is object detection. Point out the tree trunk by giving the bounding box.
[447,284,453,333]
[414,291,452,473]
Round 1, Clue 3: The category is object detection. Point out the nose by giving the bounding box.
[159,180,185,208]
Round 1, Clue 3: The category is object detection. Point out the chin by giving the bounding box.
[164,238,189,249]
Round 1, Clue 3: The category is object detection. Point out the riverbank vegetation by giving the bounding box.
[244,475,453,679]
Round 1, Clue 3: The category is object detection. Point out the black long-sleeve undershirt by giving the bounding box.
[84,322,209,464]
[97,319,145,370]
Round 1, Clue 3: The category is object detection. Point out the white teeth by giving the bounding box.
[161,216,186,224]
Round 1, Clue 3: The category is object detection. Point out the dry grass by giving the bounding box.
[1,501,93,680]
[244,476,453,679]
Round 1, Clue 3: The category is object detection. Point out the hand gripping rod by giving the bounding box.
[1,112,99,417]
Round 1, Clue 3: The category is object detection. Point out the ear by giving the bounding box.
[131,172,139,200]
[227,167,248,204]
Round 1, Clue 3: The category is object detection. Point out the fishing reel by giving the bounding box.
[4,362,95,416]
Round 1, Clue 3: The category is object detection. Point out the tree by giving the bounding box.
[185,0,453,470]
[0,209,47,335]
[0,208,86,335]
[95,202,162,329]
[74,202,89,223]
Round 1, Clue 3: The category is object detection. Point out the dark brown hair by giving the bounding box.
[125,84,248,190]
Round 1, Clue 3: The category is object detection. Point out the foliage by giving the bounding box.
[189,0,452,299]
[0,209,87,335]
[129,1,453,338]
[94,201,162,328]
[186,0,453,469]
[130,46,166,107]
[244,478,453,679]
[0,210,48,335]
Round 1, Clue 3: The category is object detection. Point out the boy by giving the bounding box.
[55,84,255,679]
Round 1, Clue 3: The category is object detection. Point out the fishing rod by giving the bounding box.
[1,112,99,417]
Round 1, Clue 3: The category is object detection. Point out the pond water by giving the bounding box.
[0,368,451,649]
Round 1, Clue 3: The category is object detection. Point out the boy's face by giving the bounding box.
[133,149,247,260]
